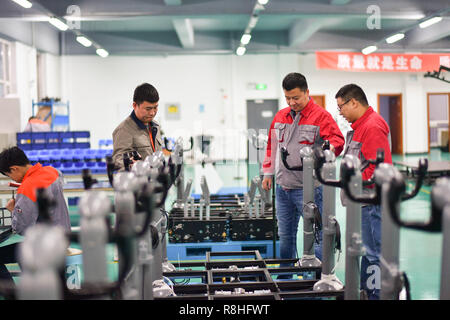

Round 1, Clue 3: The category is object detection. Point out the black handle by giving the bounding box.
[387,170,441,232]
[36,188,55,223]
[134,184,155,237]
[401,158,428,201]
[313,146,341,188]
[280,147,303,171]
[340,157,380,205]
[82,169,98,190]
[153,171,170,208]
[122,153,132,172]
[106,155,116,187]
[164,137,173,152]
[131,151,142,161]
[183,137,194,152]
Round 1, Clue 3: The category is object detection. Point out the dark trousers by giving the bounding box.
[0,243,19,284]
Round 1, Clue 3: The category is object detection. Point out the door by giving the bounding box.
[310,95,326,109]
[427,93,450,152]
[246,99,279,180]
[378,94,403,155]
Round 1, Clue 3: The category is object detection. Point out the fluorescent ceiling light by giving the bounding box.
[48,17,69,31]
[248,16,259,28]
[11,0,32,9]
[419,16,443,28]
[236,46,246,56]
[240,34,251,45]
[386,33,405,44]
[362,45,377,55]
[258,0,269,4]
[76,36,92,47]
[96,48,109,58]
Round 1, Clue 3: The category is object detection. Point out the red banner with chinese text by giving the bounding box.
[316,51,450,72]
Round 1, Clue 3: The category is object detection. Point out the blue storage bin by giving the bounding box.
[18,144,32,151]
[73,131,90,138]
[32,132,46,142]
[45,132,60,141]
[74,142,90,149]
[17,132,32,141]
[28,155,39,165]
[33,143,46,150]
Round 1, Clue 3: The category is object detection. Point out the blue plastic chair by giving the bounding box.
[38,150,51,167]
[50,150,63,168]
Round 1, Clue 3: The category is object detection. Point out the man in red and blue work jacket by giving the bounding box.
[262,72,345,267]
[0,146,71,284]
[335,83,392,300]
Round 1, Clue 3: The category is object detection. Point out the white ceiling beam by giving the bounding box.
[164,0,182,5]
[289,19,322,47]
[289,18,343,47]
[406,18,450,46]
[173,18,195,48]
[330,0,352,4]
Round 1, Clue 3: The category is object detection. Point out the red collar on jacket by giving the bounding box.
[284,98,315,121]
[351,106,374,130]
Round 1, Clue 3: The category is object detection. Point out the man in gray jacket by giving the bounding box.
[112,83,163,171]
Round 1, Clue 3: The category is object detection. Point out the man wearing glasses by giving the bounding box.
[112,83,163,171]
[262,72,345,270]
[335,83,392,300]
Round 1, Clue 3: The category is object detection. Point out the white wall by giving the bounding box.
[37,52,62,100]
[9,41,37,131]
[6,49,440,157]
[298,54,436,154]
[61,53,299,160]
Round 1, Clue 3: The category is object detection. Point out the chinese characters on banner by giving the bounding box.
[316,51,450,72]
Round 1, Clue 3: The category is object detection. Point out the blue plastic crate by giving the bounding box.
[18,144,32,151]
[45,143,60,149]
[32,143,46,150]
[31,132,46,140]
[17,132,32,142]
[73,131,90,138]
[45,132,60,140]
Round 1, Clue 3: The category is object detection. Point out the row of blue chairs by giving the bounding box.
[98,139,113,147]
[25,149,112,160]
[41,161,108,175]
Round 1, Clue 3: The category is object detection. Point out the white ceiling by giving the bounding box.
[0,0,449,55]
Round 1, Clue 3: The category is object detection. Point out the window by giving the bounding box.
[0,39,12,97]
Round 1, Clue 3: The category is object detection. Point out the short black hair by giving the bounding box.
[335,84,369,106]
[133,83,159,105]
[0,146,30,176]
[282,72,308,92]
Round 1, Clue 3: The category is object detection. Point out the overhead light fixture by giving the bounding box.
[76,36,92,47]
[386,33,405,44]
[96,48,109,58]
[236,46,246,56]
[48,17,69,31]
[362,45,377,55]
[419,16,443,29]
[248,15,259,29]
[11,0,32,8]
[240,34,252,45]
[258,0,269,4]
